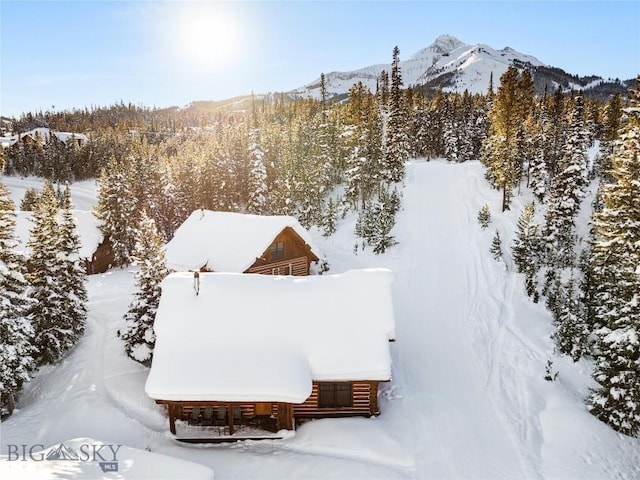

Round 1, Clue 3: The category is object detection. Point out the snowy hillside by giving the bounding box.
[2,160,639,478]
[290,34,629,100]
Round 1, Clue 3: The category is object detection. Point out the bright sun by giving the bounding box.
[170,5,243,72]
[183,15,235,66]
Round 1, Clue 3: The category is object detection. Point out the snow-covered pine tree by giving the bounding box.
[0,182,35,416]
[93,156,138,267]
[543,95,589,270]
[490,229,503,261]
[589,77,640,436]
[383,46,409,184]
[553,278,589,361]
[246,127,269,214]
[477,203,491,229]
[27,181,75,365]
[443,96,460,161]
[370,189,400,254]
[343,82,380,210]
[151,161,182,243]
[323,197,337,237]
[58,183,87,341]
[355,189,400,254]
[528,112,549,202]
[594,93,622,181]
[122,211,170,366]
[20,188,40,211]
[512,202,540,300]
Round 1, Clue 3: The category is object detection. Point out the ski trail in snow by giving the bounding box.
[390,160,532,479]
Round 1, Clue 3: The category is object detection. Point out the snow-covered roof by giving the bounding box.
[145,269,396,403]
[22,127,89,144]
[13,210,104,259]
[0,128,89,149]
[164,210,321,272]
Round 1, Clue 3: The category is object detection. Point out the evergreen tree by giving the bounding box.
[553,278,589,361]
[546,86,566,177]
[246,127,269,214]
[122,212,170,366]
[543,95,589,269]
[589,78,640,436]
[93,156,138,266]
[355,189,400,254]
[482,66,523,211]
[512,202,540,300]
[343,82,382,210]
[383,46,408,184]
[0,182,35,415]
[57,183,87,341]
[595,93,623,180]
[490,229,503,261]
[323,197,337,237]
[320,72,328,108]
[486,71,495,102]
[477,203,491,229]
[528,106,549,202]
[27,181,77,365]
[20,188,40,211]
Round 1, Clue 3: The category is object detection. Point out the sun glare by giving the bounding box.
[170,5,245,73]
[183,15,234,65]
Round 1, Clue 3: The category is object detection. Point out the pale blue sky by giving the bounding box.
[1,1,638,117]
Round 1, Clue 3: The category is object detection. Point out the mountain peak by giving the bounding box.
[430,34,466,54]
[290,35,628,101]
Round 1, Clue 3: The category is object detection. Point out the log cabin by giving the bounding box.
[1,127,89,149]
[14,210,114,274]
[164,210,321,276]
[145,269,396,441]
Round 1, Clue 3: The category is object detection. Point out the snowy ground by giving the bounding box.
[2,159,639,479]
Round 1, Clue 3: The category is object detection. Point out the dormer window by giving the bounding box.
[270,241,285,261]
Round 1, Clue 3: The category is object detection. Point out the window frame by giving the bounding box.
[270,241,285,261]
[318,382,352,408]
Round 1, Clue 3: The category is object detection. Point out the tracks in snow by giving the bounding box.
[393,160,546,478]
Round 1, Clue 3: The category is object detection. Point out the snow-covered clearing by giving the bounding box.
[2,175,98,211]
[2,159,639,479]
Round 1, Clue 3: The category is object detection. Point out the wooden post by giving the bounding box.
[169,403,177,434]
[277,403,293,430]
[227,404,234,435]
[370,382,380,416]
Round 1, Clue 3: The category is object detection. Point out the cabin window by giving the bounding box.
[270,241,285,260]
[318,383,352,408]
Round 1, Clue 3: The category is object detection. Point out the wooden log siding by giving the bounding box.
[245,256,308,276]
[293,382,381,418]
[156,382,384,435]
[85,239,114,274]
[245,227,319,276]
